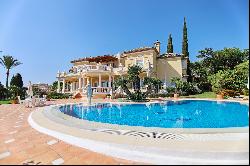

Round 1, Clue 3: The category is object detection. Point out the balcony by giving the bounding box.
[57,64,129,78]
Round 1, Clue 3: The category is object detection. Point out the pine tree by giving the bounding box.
[182,17,192,82]
[10,73,23,88]
[167,34,173,53]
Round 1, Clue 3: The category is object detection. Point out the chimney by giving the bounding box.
[154,40,161,55]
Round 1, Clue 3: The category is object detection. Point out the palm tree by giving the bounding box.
[0,55,22,88]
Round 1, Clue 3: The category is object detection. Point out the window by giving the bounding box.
[136,59,143,67]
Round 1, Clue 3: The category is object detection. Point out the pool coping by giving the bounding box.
[28,99,249,164]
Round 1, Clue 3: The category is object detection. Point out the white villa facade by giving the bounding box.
[56,40,188,98]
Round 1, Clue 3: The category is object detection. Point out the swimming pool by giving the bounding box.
[59,100,249,128]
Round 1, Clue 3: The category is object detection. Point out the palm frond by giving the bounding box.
[0,55,22,69]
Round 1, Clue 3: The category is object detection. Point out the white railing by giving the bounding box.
[57,64,129,78]
[62,87,111,95]
[75,64,111,73]
[81,86,111,94]
[91,87,111,94]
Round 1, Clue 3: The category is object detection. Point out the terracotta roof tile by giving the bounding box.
[123,47,158,54]
[71,55,118,63]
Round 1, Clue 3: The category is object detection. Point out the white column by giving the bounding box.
[73,82,75,91]
[82,77,85,88]
[98,74,102,87]
[78,77,82,89]
[108,75,112,88]
[87,77,90,85]
[75,82,77,90]
[70,82,73,92]
[62,79,65,93]
[57,80,60,93]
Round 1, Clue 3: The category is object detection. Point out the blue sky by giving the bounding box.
[0,0,249,86]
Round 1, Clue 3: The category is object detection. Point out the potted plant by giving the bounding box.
[216,89,224,100]
[171,78,183,99]
[173,91,179,98]
[11,96,19,104]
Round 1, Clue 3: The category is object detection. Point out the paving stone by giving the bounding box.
[52,158,64,165]
[8,131,18,135]
[4,139,15,144]
[0,151,11,159]
[47,139,58,145]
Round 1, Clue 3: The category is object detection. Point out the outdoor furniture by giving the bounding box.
[17,96,25,104]
[34,96,46,107]
[24,96,46,108]
[24,98,32,108]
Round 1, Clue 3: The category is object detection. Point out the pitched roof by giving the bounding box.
[71,55,118,63]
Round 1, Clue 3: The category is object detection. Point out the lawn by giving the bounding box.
[0,100,11,104]
[180,92,217,99]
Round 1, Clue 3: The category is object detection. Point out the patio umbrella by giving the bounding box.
[27,81,33,98]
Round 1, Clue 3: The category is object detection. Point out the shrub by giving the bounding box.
[170,77,201,96]
[221,89,237,97]
[148,93,172,98]
[166,86,175,94]
[242,89,249,96]
[8,85,27,100]
[0,82,8,100]
[208,69,247,94]
[9,74,26,99]
[128,91,148,102]
[47,92,70,99]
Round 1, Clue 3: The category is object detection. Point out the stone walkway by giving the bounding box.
[0,99,139,165]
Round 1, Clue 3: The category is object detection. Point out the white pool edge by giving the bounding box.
[28,112,249,165]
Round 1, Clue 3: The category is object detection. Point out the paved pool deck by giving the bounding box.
[0,99,140,165]
[0,98,249,165]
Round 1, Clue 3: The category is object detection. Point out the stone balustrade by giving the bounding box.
[57,64,128,78]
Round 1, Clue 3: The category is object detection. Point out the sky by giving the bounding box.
[0,0,249,86]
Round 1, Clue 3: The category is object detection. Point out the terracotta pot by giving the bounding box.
[216,94,224,100]
[11,99,18,104]
[174,93,179,98]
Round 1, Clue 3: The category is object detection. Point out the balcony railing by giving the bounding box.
[82,86,111,94]
[57,64,128,77]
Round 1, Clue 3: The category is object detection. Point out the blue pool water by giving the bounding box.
[59,100,249,128]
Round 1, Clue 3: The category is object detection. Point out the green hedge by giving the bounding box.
[47,92,71,99]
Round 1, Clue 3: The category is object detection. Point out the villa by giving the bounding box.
[56,40,188,98]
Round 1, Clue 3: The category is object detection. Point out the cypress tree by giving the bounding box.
[182,17,192,82]
[182,17,189,57]
[167,34,173,53]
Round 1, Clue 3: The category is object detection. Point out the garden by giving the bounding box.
[0,56,27,104]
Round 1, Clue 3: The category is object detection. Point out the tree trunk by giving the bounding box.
[6,69,9,88]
